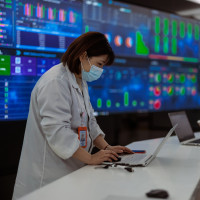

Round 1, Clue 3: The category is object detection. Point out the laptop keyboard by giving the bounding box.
[120,154,147,164]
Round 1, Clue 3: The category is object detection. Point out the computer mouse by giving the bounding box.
[111,157,121,162]
[146,189,169,199]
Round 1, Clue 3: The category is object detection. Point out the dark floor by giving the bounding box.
[0,174,16,200]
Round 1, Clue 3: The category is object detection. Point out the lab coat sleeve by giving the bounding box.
[37,78,80,160]
[88,100,105,141]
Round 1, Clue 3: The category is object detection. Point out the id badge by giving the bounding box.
[78,126,87,148]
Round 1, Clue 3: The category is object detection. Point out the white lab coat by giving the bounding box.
[12,63,105,200]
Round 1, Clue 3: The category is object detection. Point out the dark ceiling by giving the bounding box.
[115,0,200,18]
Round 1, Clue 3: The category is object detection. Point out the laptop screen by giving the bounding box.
[168,111,195,142]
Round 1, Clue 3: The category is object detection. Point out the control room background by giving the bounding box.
[1,0,200,200]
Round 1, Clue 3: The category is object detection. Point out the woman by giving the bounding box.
[12,32,133,200]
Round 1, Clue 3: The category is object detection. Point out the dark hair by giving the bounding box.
[61,32,115,74]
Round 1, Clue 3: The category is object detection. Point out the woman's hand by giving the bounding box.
[87,149,119,165]
[106,145,134,154]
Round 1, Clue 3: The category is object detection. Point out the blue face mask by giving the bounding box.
[81,57,104,82]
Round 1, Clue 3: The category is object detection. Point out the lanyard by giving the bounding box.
[76,90,86,127]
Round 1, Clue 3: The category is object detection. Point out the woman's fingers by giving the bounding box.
[123,147,134,154]
[113,148,123,153]
[110,150,119,157]
[114,146,133,154]
[90,147,134,165]
[103,150,119,161]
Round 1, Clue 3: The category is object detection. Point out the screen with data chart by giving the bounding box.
[1,0,200,120]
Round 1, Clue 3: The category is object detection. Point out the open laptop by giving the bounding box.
[104,124,177,167]
[168,111,200,146]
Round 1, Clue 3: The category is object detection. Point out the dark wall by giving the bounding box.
[0,121,26,200]
[1,110,200,200]
[0,121,26,175]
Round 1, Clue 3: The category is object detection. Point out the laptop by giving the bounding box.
[103,124,177,167]
[168,111,200,146]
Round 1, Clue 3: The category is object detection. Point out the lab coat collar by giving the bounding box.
[64,64,88,92]
[64,64,91,118]
[64,64,80,89]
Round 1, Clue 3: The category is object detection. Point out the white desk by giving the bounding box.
[19,134,200,200]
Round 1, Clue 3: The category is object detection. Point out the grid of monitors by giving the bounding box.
[1,0,200,120]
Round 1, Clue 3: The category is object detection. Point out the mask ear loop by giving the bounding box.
[80,51,89,72]
[81,61,88,73]
[80,62,84,72]
[81,56,91,73]
[87,56,92,68]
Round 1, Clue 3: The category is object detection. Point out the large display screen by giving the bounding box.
[83,0,150,58]
[148,60,200,111]
[88,59,149,114]
[15,0,82,52]
[1,0,200,120]
[0,55,60,120]
[149,10,199,63]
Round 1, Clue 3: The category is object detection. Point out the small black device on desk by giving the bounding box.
[146,189,169,199]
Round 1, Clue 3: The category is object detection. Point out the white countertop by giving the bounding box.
[19,133,200,200]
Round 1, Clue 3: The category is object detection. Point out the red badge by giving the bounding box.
[78,126,87,148]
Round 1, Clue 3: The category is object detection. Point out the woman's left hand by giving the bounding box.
[106,145,134,154]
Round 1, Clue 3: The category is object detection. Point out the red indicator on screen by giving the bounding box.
[154,86,161,96]
[154,99,161,110]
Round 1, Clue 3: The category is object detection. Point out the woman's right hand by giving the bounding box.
[87,150,119,165]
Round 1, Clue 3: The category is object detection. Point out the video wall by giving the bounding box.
[0,0,200,120]
[88,58,200,115]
